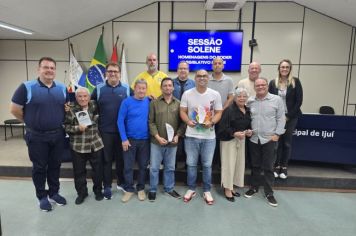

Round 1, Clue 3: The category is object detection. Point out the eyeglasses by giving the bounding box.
[40,66,55,70]
[196,74,208,78]
[280,66,290,69]
[107,70,119,74]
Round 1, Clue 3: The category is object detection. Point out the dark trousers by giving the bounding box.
[25,130,65,200]
[245,139,252,168]
[212,138,221,166]
[249,140,277,196]
[212,123,221,166]
[276,117,298,168]
[176,137,186,163]
[101,132,124,188]
[123,139,150,192]
[72,150,103,196]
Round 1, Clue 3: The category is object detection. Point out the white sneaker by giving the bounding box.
[279,173,287,179]
[274,172,279,178]
[203,191,214,205]
[183,190,196,202]
[279,168,288,179]
[117,184,127,192]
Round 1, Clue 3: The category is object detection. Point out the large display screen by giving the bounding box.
[169,30,243,72]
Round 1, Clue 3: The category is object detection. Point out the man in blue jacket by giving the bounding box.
[172,61,195,167]
[173,61,195,100]
[91,62,130,200]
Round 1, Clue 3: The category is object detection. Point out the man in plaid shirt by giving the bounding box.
[64,87,104,205]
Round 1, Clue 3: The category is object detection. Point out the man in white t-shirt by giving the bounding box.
[180,69,223,205]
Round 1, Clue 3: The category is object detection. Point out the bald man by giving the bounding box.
[237,61,261,97]
[131,53,168,99]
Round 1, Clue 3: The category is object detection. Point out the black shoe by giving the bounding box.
[232,191,240,197]
[244,188,258,198]
[225,194,235,202]
[167,190,181,199]
[75,194,88,205]
[148,192,156,202]
[266,194,278,207]
[95,193,104,201]
[39,197,52,212]
[49,193,67,206]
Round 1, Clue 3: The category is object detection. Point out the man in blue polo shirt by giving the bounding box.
[10,57,68,212]
[91,62,131,200]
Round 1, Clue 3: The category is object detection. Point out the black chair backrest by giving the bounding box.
[319,106,335,115]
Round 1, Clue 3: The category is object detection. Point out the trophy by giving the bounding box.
[165,123,174,142]
[197,106,207,124]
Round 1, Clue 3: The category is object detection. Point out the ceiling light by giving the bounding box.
[0,21,33,35]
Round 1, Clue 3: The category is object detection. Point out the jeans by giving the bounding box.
[72,150,103,196]
[276,117,298,168]
[101,132,124,188]
[249,140,277,196]
[25,129,65,200]
[123,139,150,192]
[149,143,177,192]
[185,137,216,192]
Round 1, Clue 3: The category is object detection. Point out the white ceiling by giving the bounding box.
[0,0,355,40]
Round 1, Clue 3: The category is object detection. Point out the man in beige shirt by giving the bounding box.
[237,61,261,97]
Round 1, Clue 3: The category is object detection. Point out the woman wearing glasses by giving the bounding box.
[269,59,303,179]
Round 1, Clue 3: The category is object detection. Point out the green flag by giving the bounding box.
[86,34,107,92]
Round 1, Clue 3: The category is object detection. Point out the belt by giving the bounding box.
[26,127,63,134]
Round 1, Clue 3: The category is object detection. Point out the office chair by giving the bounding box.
[319,106,335,115]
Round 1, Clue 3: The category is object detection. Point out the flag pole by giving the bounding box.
[119,43,125,65]
[64,70,67,85]
[113,34,119,63]
[114,35,119,48]
[70,43,75,57]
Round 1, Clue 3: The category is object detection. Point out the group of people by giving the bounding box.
[10,53,303,212]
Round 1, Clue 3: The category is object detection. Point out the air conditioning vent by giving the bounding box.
[213,2,237,9]
[205,0,246,11]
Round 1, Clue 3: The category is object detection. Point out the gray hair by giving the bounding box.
[134,79,147,88]
[178,60,190,69]
[212,56,224,64]
[254,77,268,85]
[75,87,90,96]
[235,87,249,97]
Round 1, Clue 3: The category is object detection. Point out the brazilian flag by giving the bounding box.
[86,34,107,93]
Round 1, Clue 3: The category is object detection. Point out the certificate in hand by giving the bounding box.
[165,123,174,142]
[75,110,92,126]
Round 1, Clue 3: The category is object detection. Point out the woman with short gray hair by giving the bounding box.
[217,87,252,202]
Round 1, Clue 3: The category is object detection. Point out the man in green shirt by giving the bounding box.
[148,78,186,201]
